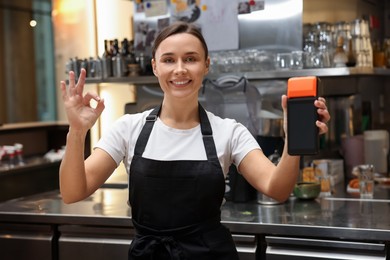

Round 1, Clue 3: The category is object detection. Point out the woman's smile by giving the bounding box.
[171,79,192,87]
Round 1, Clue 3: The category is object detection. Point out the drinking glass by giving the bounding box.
[275,53,292,70]
[355,164,375,199]
[312,160,332,197]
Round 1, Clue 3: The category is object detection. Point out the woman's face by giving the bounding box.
[152,33,210,102]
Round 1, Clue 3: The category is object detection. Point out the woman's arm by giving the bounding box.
[59,69,116,204]
[239,95,330,202]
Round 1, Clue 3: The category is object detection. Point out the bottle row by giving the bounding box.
[0,143,24,170]
[65,38,153,80]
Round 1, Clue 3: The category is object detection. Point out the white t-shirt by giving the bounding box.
[95,109,261,177]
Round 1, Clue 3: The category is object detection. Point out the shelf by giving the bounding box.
[85,75,158,85]
[0,121,68,132]
[83,68,390,85]
[242,67,390,79]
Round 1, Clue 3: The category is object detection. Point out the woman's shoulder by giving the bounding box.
[206,110,242,128]
[116,109,154,126]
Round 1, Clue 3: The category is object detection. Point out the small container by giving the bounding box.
[293,182,321,200]
[128,63,141,77]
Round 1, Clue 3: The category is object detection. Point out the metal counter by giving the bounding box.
[0,183,389,241]
[0,184,389,259]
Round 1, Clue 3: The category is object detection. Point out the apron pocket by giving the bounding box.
[142,176,198,227]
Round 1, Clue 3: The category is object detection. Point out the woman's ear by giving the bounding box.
[205,57,210,74]
[151,58,158,76]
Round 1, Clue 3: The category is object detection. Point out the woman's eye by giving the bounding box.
[185,57,196,62]
[163,58,174,63]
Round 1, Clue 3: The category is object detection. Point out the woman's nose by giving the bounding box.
[174,60,187,74]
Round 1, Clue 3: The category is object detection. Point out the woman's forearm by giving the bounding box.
[270,139,300,201]
[59,128,89,203]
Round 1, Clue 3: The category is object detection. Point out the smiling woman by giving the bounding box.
[0,0,56,124]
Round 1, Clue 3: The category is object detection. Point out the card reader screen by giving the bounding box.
[287,97,318,155]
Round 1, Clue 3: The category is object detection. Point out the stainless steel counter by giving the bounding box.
[0,183,390,242]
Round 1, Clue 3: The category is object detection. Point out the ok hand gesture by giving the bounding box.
[60,68,105,134]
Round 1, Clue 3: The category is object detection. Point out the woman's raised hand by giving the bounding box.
[280,95,330,136]
[60,68,105,133]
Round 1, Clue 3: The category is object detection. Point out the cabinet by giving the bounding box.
[57,224,257,260]
[0,223,55,260]
[58,225,134,260]
[0,122,91,201]
[265,236,387,260]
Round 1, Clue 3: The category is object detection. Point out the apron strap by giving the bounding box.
[133,105,160,156]
[198,104,219,162]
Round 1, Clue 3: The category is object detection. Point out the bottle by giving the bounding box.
[120,38,132,76]
[14,143,25,166]
[346,38,356,67]
[4,145,16,169]
[111,39,123,77]
[0,146,7,170]
[137,52,146,75]
[373,40,386,68]
[383,38,390,68]
[268,149,281,165]
[101,39,112,79]
[333,36,348,67]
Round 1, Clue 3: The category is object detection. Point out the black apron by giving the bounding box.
[128,104,239,260]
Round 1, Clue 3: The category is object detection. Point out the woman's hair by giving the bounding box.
[152,22,208,60]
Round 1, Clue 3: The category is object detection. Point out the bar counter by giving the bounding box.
[0,183,389,259]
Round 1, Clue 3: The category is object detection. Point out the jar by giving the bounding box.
[384,39,390,68]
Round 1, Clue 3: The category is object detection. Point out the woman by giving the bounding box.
[60,22,330,259]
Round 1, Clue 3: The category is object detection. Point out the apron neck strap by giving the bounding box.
[133,105,160,156]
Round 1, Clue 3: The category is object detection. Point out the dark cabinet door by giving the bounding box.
[265,236,387,260]
[0,223,54,260]
[231,233,257,260]
[58,225,134,260]
[58,225,258,260]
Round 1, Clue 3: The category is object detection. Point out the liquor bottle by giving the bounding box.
[102,39,112,78]
[346,38,356,67]
[111,39,124,77]
[120,38,131,76]
[333,36,348,67]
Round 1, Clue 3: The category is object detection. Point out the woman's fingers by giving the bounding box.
[314,97,331,135]
[75,68,86,96]
[60,80,67,100]
[68,71,77,96]
[316,120,328,135]
[82,92,105,115]
[82,92,101,105]
[315,97,331,123]
[66,69,86,97]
